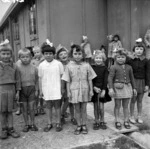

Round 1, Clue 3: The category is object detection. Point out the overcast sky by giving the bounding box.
[0,1,12,22]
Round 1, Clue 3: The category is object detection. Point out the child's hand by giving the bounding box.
[35,90,38,97]
[100,90,106,98]
[15,92,19,102]
[90,90,94,98]
[109,88,115,97]
[68,91,72,100]
[133,89,137,97]
[61,88,65,96]
[39,92,43,98]
[94,86,101,93]
[144,86,149,92]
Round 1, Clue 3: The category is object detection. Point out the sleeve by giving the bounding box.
[35,67,39,91]
[87,64,97,80]
[129,66,135,89]
[145,59,150,86]
[108,65,115,89]
[102,67,108,90]
[61,65,71,82]
[118,40,122,48]
[38,63,43,78]
[15,64,21,90]
[59,61,64,75]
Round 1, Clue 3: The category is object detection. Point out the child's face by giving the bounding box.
[114,37,118,41]
[134,47,144,56]
[0,50,11,63]
[94,55,103,65]
[116,54,126,65]
[72,48,83,62]
[33,49,42,59]
[20,53,31,65]
[43,52,54,62]
[101,48,105,53]
[58,51,68,62]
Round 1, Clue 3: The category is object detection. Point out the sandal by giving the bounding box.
[81,125,88,134]
[124,121,131,129]
[93,123,99,130]
[100,122,107,130]
[71,118,77,125]
[56,123,62,132]
[43,124,53,132]
[115,122,122,130]
[74,126,82,135]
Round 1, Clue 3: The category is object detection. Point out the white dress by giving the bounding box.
[38,59,64,101]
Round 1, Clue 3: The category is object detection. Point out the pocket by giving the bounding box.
[114,83,124,89]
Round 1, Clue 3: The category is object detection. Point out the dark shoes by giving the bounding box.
[22,125,30,132]
[56,123,63,132]
[74,126,82,135]
[115,122,122,130]
[93,122,100,130]
[61,117,66,125]
[30,124,38,131]
[7,127,20,138]
[100,122,107,130]
[43,124,53,132]
[0,128,8,139]
[81,125,88,134]
[71,118,77,125]
[124,121,131,129]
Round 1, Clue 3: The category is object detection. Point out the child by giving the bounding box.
[56,47,77,125]
[0,41,20,139]
[39,42,64,132]
[81,36,92,63]
[17,48,38,132]
[108,48,137,130]
[128,44,149,124]
[32,46,45,115]
[91,52,111,130]
[62,44,96,135]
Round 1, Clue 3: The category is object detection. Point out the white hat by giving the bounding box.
[82,35,88,40]
[136,38,142,43]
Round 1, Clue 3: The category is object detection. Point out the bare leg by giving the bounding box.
[114,99,121,122]
[81,102,87,125]
[0,112,7,129]
[22,102,29,126]
[61,98,69,116]
[74,103,81,126]
[99,102,104,122]
[29,101,35,125]
[7,112,13,128]
[130,96,137,117]
[137,93,144,117]
[46,101,53,124]
[69,103,74,119]
[93,101,99,123]
[54,100,61,124]
[122,98,130,121]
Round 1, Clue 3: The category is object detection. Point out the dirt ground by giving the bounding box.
[0,92,150,149]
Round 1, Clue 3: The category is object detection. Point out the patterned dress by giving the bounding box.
[62,61,96,103]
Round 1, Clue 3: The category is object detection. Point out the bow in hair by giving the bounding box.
[0,39,9,46]
[46,39,53,47]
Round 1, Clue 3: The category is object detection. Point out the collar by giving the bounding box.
[0,61,13,67]
[132,54,145,60]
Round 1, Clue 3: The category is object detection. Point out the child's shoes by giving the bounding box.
[74,126,82,135]
[93,122,99,130]
[115,122,122,130]
[129,117,136,124]
[61,116,66,125]
[40,108,45,115]
[81,125,88,134]
[30,124,38,131]
[7,127,20,138]
[124,121,131,129]
[0,128,8,139]
[56,123,62,132]
[99,122,107,130]
[43,124,53,132]
[137,117,143,124]
[22,125,30,132]
[71,118,77,125]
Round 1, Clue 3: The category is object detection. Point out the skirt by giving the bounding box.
[0,84,15,112]
[114,83,133,99]
[134,79,145,94]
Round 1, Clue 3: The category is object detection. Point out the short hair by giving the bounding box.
[70,44,85,59]
[0,43,12,54]
[56,47,68,60]
[113,34,120,41]
[132,44,145,52]
[41,42,56,55]
[33,46,41,53]
[114,48,128,59]
[93,51,107,62]
[100,45,106,52]
[18,48,31,58]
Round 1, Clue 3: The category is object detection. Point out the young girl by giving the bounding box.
[80,36,92,63]
[0,41,20,139]
[17,48,38,132]
[91,52,111,130]
[128,44,149,124]
[62,44,96,135]
[108,48,137,130]
[56,47,77,125]
[39,42,64,132]
[32,46,45,115]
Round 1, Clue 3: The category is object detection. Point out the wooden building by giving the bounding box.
[0,0,150,61]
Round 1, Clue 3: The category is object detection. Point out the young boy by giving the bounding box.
[39,43,64,132]
[17,48,38,132]
[0,41,20,139]
[32,46,45,115]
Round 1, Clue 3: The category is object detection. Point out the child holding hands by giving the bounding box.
[108,48,137,130]
[62,44,96,135]
[0,41,20,139]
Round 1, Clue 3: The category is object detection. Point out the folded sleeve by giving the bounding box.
[87,64,97,80]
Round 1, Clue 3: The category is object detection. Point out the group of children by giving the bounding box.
[0,35,150,139]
